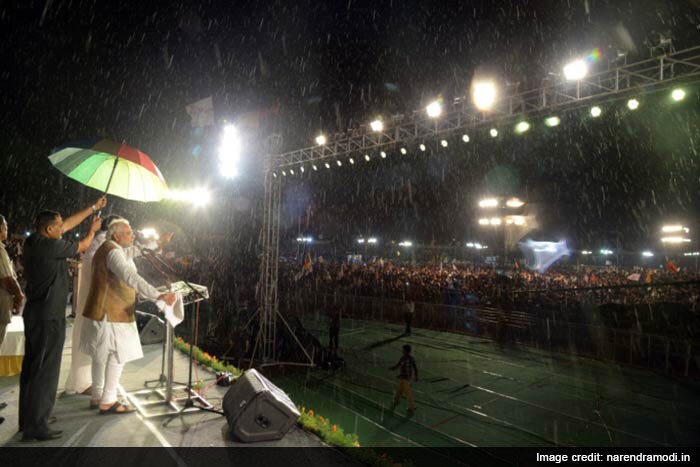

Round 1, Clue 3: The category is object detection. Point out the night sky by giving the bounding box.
[1,0,700,254]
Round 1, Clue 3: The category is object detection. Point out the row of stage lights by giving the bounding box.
[271,87,688,179]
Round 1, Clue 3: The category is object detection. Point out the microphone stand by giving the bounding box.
[139,249,224,425]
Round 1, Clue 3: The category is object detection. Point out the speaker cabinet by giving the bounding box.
[136,310,165,345]
[223,369,300,442]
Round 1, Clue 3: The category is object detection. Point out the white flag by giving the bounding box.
[186,96,214,128]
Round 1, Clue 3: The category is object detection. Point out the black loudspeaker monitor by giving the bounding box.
[223,369,300,442]
[136,310,165,345]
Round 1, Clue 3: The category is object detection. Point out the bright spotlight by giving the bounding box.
[489,128,498,137]
[662,225,688,233]
[370,119,384,132]
[272,172,277,178]
[426,100,442,118]
[590,106,602,117]
[600,249,614,255]
[380,151,387,158]
[400,147,407,155]
[661,236,691,244]
[511,215,526,226]
[140,228,160,240]
[472,81,497,111]
[462,134,470,143]
[489,218,502,226]
[563,59,588,81]
[466,242,474,247]
[282,170,287,176]
[440,139,448,147]
[515,121,530,134]
[219,124,241,179]
[312,164,318,171]
[478,218,490,225]
[336,160,342,166]
[324,162,331,169]
[642,251,654,257]
[315,134,327,145]
[545,116,560,127]
[479,198,499,208]
[290,169,295,175]
[671,88,686,102]
[364,154,370,161]
[357,238,365,244]
[192,188,211,207]
[349,157,354,164]
[627,99,639,110]
[367,237,378,244]
[506,198,524,208]
[581,250,592,255]
[398,241,413,247]
[419,144,426,152]
[300,166,305,173]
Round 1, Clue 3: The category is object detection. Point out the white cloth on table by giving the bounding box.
[0,315,23,356]
[79,241,161,365]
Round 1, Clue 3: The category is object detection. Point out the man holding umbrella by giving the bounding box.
[19,196,106,441]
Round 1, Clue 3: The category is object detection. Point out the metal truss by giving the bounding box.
[271,45,700,169]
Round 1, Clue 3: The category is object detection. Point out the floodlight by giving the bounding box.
[462,134,470,143]
[515,121,530,134]
[671,88,686,101]
[627,99,639,110]
[506,198,524,208]
[563,59,588,81]
[545,116,560,127]
[472,81,497,110]
[426,100,442,118]
[489,128,498,137]
[590,106,602,117]
[440,140,448,147]
[315,134,327,145]
[370,119,384,132]
[419,144,426,152]
[219,124,241,179]
[479,198,499,208]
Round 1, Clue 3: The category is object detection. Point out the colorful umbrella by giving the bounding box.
[49,139,168,202]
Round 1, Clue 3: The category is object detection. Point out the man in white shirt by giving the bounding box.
[0,214,25,426]
[80,219,176,414]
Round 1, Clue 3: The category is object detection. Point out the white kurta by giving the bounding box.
[79,241,161,365]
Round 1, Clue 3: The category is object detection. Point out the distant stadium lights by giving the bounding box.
[590,106,602,117]
[627,98,639,110]
[349,157,354,164]
[426,100,442,118]
[478,218,490,225]
[563,59,588,81]
[581,250,592,255]
[462,134,470,143]
[472,80,497,111]
[479,198,499,208]
[357,238,365,244]
[324,162,330,169]
[489,217,502,226]
[466,242,488,250]
[466,242,474,247]
[315,134,327,145]
[300,166,305,173]
[400,147,407,155]
[370,119,384,132]
[545,116,560,127]
[419,144,427,152]
[509,215,526,226]
[600,249,614,255]
[336,160,342,166]
[440,139,448,147]
[380,151,387,158]
[398,241,413,247]
[367,237,378,244]
[506,198,524,208]
[312,164,318,171]
[671,88,686,102]
[489,128,498,137]
[282,170,287,176]
[515,121,530,134]
[296,237,313,243]
[661,236,691,244]
[272,172,277,178]
[364,154,370,161]
[289,169,294,175]
[684,251,700,257]
[641,251,654,257]
[662,225,689,233]
[219,124,241,179]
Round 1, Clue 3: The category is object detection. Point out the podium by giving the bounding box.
[125,281,211,418]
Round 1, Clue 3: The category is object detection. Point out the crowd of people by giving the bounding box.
[280,258,700,310]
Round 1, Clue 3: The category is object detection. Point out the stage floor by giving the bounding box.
[0,319,342,453]
[271,318,700,448]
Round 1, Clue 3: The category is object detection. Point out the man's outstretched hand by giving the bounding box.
[158,292,177,306]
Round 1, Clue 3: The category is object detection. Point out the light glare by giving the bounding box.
[590,106,602,117]
[472,81,497,111]
[426,100,442,118]
[315,134,327,145]
[563,59,588,81]
[370,119,384,132]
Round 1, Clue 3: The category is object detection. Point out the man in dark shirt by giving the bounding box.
[389,344,418,414]
[19,196,106,441]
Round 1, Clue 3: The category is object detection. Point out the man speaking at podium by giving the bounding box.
[81,218,176,414]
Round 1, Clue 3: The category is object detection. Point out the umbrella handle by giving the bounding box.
[97,155,119,217]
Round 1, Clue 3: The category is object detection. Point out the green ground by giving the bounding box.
[272,319,700,448]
